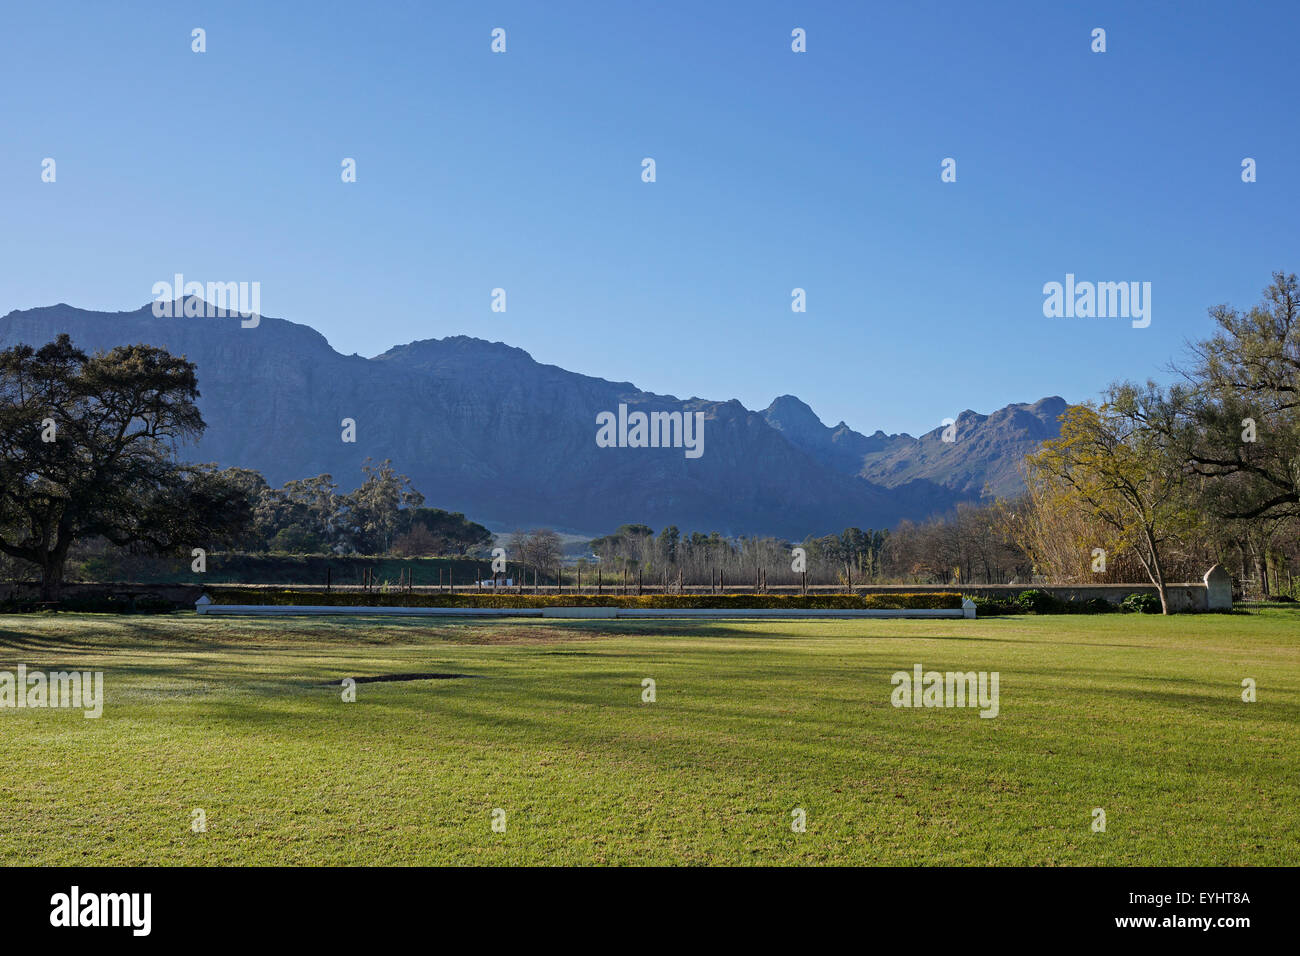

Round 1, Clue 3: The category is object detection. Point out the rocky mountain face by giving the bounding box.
[761,394,1068,499]
[0,301,1065,537]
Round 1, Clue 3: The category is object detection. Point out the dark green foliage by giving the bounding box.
[1,594,179,614]
[397,508,492,555]
[970,596,1022,616]
[1081,597,1119,614]
[1015,589,1067,614]
[0,335,253,598]
[1121,592,1163,614]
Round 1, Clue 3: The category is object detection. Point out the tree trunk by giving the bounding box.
[39,554,65,602]
[1139,525,1171,615]
[1150,554,1170,616]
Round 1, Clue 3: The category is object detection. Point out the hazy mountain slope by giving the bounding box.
[0,300,993,538]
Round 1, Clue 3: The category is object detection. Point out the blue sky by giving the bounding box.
[2,0,1296,435]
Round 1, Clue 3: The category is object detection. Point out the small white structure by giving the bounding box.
[1204,564,1232,611]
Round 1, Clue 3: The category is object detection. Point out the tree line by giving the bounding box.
[218,461,491,557]
[583,523,891,586]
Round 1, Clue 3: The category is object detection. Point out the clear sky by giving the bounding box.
[2,1,1296,435]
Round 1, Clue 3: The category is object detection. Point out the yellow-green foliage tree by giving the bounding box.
[1024,384,1201,614]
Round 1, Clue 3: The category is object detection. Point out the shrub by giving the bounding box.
[1081,597,1118,614]
[971,596,1021,616]
[1015,589,1066,614]
[1120,592,1162,614]
[0,593,181,614]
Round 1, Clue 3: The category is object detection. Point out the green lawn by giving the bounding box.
[1,610,1296,865]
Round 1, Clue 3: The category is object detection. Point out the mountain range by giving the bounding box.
[0,300,1067,539]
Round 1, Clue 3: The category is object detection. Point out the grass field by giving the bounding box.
[1,610,1297,866]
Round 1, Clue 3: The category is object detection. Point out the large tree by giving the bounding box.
[1024,384,1201,614]
[1160,271,1300,595]
[340,458,424,554]
[510,528,563,581]
[398,507,492,556]
[0,335,251,598]
[1175,271,1300,522]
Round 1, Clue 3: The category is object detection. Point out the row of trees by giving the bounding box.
[221,460,491,556]
[583,523,893,586]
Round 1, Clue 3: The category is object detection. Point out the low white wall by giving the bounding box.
[198,604,539,617]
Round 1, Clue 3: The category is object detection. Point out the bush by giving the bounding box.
[971,596,1021,616]
[0,593,181,614]
[1015,589,1066,614]
[205,589,964,611]
[974,592,1116,615]
[1120,592,1162,614]
[1081,597,1118,614]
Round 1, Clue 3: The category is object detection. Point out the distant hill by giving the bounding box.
[0,300,1066,537]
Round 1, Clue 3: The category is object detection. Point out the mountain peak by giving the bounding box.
[375,335,536,364]
[763,394,826,433]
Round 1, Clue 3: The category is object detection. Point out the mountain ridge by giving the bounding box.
[0,300,1067,537]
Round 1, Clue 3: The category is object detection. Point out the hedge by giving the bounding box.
[205,589,963,611]
[1,595,178,615]
[970,590,1159,615]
